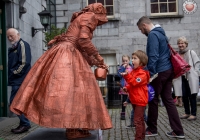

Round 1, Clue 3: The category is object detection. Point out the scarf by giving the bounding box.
[179,47,189,54]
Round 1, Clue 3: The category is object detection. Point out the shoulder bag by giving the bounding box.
[168,44,191,78]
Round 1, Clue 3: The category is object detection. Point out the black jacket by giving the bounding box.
[8,38,31,86]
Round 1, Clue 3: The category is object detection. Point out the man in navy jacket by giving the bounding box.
[137,16,185,139]
[7,28,31,134]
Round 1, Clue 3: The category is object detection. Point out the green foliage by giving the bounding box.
[43,25,67,48]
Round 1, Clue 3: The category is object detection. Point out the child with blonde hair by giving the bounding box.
[118,55,133,120]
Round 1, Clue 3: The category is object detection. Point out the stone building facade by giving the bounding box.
[56,0,200,67]
[5,0,47,64]
[1,0,200,116]
[55,0,200,104]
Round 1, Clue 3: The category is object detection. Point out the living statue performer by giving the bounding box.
[10,3,112,139]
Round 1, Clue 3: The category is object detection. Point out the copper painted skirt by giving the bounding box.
[10,42,112,129]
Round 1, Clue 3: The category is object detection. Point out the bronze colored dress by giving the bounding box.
[10,4,112,130]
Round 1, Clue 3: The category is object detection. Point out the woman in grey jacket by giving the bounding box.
[173,36,200,121]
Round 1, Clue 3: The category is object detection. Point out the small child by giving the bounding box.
[118,55,133,120]
[121,50,150,140]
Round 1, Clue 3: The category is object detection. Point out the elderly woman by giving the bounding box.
[173,36,200,121]
[10,3,112,139]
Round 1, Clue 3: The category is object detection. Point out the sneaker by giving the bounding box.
[166,131,185,139]
[125,124,135,129]
[145,130,158,137]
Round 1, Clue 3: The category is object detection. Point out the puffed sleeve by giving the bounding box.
[78,12,99,56]
[81,51,98,66]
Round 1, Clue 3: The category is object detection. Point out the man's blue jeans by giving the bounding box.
[10,86,30,126]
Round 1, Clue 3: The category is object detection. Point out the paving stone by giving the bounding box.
[1,104,200,139]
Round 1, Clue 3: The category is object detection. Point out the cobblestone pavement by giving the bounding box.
[103,105,200,140]
[0,105,200,140]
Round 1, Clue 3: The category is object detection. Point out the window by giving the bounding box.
[46,0,56,29]
[150,0,178,16]
[88,0,114,17]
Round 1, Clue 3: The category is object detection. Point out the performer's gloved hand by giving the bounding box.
[98,63,109,70]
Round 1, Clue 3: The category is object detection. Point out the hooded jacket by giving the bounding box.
[124,67,150,106]
[146,27,172,76]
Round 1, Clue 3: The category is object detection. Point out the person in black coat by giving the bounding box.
[7,28,31,134]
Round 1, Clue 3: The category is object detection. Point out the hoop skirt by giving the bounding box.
[10,40,112,129]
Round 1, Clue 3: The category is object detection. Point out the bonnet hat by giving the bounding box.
[70,3,108,26]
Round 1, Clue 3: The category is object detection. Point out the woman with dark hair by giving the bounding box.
[173,36,200,121]
[10,3,112,139]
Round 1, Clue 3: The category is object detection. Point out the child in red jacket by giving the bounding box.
[121,50,150,140]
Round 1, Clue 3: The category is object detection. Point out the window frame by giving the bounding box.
[150,0,178,16]
[146,0,184,18]
[87,0,115,19]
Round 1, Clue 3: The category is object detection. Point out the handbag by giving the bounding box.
[168,44,191,78]
[148,84,155,102]
[94,67,108,81]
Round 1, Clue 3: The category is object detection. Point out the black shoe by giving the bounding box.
[165,131,185,139]
[125,124,135,129]
[120,116,125,120]
[11,125,21,132]
[12,125,31,134]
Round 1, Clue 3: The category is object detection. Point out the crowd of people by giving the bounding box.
[6,3,200,140]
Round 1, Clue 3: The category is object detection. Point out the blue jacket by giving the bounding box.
[117,64,133,87]
[146,27,172,76]
[8,38,31,86]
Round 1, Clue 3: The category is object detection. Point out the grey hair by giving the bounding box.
[177,36,188,47]
[7,28,19,35]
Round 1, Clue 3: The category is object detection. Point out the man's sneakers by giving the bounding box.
[145,130,158,137]
[125,124,135,129]
[145,130,185,139]
[165,131,185,139]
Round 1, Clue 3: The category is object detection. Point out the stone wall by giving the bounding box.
[5,0,46,64]
[56,0,200,65]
